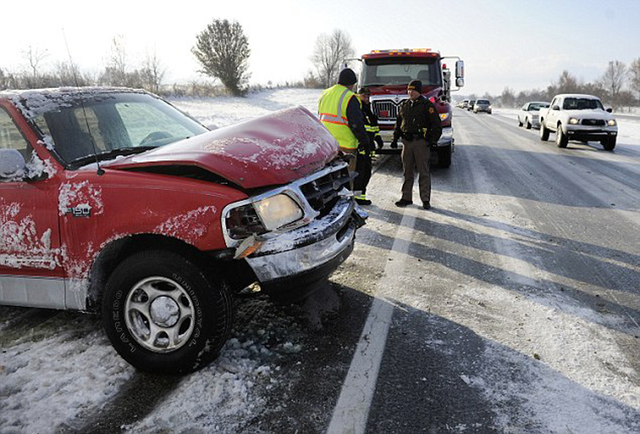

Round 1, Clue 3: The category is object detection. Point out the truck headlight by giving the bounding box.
[569,118,579,125]
[254,194,303,231]
[608,119,617,126]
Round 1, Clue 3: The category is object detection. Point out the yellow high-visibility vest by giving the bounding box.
[318,84,358,150]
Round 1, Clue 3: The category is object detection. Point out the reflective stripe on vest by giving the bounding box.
[318,85,358,150]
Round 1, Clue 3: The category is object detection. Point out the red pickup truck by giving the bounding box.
[0,87,364,373]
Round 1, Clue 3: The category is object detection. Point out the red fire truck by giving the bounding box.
[357,49,464,167]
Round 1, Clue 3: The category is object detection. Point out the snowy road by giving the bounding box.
[1,90,639,433]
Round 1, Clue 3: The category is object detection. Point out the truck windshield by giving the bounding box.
[361,58,441,87]
[562,98,604,110]
[30,92,208,167]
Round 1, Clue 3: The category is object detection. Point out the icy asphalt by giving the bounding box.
[1,90,639,433]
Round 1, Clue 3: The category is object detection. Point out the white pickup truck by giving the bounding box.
[538,93,618,150]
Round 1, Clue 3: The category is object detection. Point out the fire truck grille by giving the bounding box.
[300,165,352,215]
[581,119,605,126]
[372,100,400,120]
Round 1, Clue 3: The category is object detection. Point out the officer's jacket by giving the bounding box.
[393,96,442,145]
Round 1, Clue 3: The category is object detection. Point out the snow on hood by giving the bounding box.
[102,106,339,189]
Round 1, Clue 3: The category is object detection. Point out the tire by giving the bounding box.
[601,136,616,151]
[556,125,568,148]
[526,118,532,129]
[540,122,550,141]
[102,250,233,374]
[518,118,523,127]
[438,146,452,168]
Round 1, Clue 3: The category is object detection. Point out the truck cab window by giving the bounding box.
[0,108,32,161]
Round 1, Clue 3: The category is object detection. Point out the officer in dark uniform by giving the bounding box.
[391,80,442,210]
[353,87,384,205]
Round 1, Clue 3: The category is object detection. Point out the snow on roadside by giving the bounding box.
[170,88,321,130]
[124,296,306,433]
[0,312,133,433]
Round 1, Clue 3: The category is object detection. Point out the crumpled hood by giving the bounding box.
[103,106,339,189]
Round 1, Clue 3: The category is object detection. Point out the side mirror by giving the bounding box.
[455,60,465,79]
[0,149,26,178]
[455,78,465,88]
[605,107,613,113]
[552,105,560,111]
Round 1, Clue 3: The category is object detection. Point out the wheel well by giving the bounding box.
[86,234,237,312]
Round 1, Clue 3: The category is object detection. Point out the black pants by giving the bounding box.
[354,133,374,195]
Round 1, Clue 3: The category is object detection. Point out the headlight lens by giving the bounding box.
[254,194,303,231]
[608,119,617,126]
[439,113,450,121]
[569,118,579,125]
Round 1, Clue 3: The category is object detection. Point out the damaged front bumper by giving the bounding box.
[245,197,365,296]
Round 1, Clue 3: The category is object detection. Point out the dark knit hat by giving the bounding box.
[338,68,357,86]
[408,80,422,93]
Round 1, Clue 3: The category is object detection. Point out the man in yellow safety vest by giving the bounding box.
[318,68,370,179]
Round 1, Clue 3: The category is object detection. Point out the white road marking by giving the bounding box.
[327,210,417,434]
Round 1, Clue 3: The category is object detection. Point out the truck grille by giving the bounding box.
[581,119,605,126]
[300,164,352,215]
[372,100,401,120]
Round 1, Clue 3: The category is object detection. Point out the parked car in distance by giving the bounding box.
[0,87,365,374]
[538,93,618,150]
[518,101,550,129]
[467,100,476,111]
[473,99,492,114]
[460,99,470,109]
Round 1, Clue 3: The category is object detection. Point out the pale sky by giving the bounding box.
[2,0,639,96]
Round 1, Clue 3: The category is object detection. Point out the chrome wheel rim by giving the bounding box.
[124,276,195,353]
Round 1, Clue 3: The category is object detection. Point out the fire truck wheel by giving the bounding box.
[102,250,234,374]
[438,146,452,168]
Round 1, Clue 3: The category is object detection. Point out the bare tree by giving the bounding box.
[555,70,580,94]
[311,29,355,88]
[192,19,251,96]
[23,45,49,83]
[600,60,627,108]
[141,50,165,94]
[106,35,128,86]
[628,58,640,103]
[500,87,516,107]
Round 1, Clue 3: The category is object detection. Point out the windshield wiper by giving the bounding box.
[67,146,158,168]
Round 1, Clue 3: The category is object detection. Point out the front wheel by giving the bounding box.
[601,136,616,151]
[540,123,550,141]
[556,126,568,148]
[102,250,233,374]
[526,118,532,129]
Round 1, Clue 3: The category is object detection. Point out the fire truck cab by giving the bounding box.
[357,49,464,168]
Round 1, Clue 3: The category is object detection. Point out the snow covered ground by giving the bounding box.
[1,89,639,434]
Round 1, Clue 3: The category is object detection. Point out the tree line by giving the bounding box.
[2,18,638,110]
[0,19,350,98]
[466,59,640,110]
